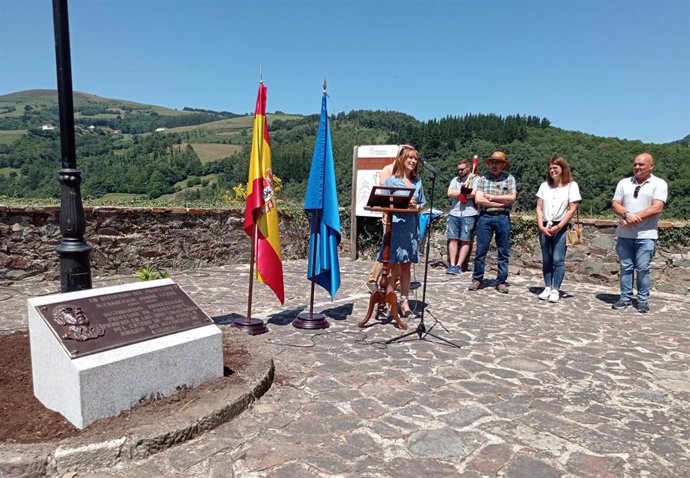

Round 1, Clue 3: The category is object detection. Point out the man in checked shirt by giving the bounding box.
[468,151,517,293]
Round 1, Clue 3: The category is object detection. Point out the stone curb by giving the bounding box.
[0,355,274,478]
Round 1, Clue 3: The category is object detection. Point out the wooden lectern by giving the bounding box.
[358,186,416,330]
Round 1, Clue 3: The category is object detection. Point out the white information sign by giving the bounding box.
[352,145,399,218]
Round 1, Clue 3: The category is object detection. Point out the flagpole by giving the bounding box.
[308,210,319,316]
[293,79,332,330]
[294,205,329,329]
[246,221,258,322]
[232,76,273,336]
[233,213,269,335]
[307,76,326,316]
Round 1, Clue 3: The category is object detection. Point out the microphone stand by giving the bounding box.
[386,157,462,348]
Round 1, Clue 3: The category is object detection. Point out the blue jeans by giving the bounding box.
[539,228,567,289]
[447,215,477,241]
[472,214,511,284]
[615,238,656,303]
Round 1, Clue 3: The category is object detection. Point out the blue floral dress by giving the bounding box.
[377,175,426,264]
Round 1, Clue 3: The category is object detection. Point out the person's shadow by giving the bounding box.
[214,303,356,328]
[266,303,355,326]
[214,310,301,327]
[320,303,354,321]
[212,312,245,325]
[267,307,305,326]
[596,293,620,305]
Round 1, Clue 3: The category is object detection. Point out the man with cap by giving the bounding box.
[469,151,517,293]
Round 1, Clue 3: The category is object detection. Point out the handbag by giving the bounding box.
[565,191,583,246]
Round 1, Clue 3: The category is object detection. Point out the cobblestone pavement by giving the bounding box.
[2,259,689,477]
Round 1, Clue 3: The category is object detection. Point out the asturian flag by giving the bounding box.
[243,82,284,304]
[303,90,341,299]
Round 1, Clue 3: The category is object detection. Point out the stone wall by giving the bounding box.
[0,206,310,283]
[1,206,688,295]
[424,217,690,296]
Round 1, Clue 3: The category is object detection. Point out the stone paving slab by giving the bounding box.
[1,259,689,477]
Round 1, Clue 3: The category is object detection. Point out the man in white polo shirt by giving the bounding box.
[611,153,668,313]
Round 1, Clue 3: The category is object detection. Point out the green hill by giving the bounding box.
[0,90,237,133]
[163,113,301,144]
[671,134,690,146]
[0,91,688,218]
[0,89,184,116]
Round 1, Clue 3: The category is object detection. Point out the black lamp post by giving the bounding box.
[52,0,92,292]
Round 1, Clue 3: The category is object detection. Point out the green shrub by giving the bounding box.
[135,265,170,281]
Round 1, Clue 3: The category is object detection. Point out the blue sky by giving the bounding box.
[1,0,688,144]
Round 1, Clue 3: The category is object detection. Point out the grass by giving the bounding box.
[0,107,24,118]
[164,113,300,135]
[165,116,253,134]
[171,174,220,189]
[0,130,26,144]
[187,143,242,163]
[99,193,148,201]
[0,167,21,177]
[162,174,221,200]
[74,112,122,120]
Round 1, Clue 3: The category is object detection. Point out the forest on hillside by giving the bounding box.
[1,97,688,218]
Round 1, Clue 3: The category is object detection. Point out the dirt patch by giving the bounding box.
[0,330,251,444]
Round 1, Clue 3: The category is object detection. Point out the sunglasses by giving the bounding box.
[457,168,467,173]
[634,185,641,199]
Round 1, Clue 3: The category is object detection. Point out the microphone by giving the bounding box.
[418,156,439,177]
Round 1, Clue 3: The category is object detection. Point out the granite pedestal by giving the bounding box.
[27,280,223,429]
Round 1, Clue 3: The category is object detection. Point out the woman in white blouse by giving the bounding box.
[535,156,581,302]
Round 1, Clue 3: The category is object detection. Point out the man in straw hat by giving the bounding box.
[468,151,517,293]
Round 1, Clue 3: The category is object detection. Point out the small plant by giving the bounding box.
[136,265,170,281]
[510,217,540,246]
[232,184,248,201]
[228,175,283,203]
[659,224,690,249]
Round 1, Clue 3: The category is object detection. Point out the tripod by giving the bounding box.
[386,161,462,348]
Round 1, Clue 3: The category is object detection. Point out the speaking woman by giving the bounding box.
[378,144,425,318]
[536,155,581,302]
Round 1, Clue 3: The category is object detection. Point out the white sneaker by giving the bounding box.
[548,289,560,303]
[538,287,552,300]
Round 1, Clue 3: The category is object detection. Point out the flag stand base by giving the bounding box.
[292,311,330,330]
[231,317,269,335]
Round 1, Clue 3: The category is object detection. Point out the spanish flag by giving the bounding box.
[243,83,284,304]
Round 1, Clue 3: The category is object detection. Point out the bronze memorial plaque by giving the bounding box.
[36,284,213,358]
